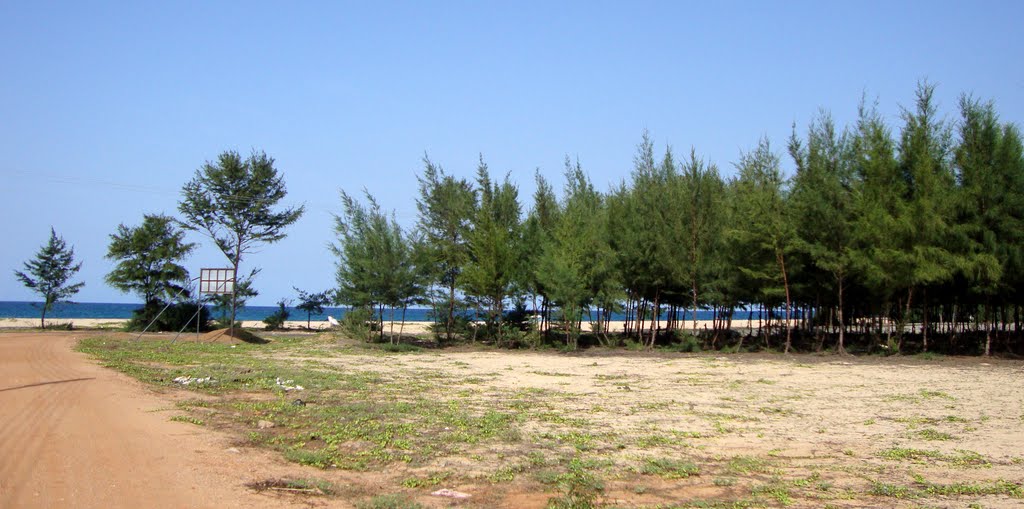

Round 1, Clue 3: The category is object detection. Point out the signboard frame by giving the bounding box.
[199,268,236,295]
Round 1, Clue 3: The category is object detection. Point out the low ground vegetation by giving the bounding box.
[78,330,1023,508]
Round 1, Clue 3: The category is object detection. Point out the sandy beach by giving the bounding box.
[0,317,728,335]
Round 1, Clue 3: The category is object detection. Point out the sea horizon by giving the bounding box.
[0,300,760,323]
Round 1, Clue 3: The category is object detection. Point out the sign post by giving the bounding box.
[200,268,236,336]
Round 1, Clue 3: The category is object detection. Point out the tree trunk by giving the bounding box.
[40,297,49,329]
[648,292,660,349]
[388,305,396,344]
[230,248,241,338]
[447,282,456,343]
[692,278,699,335]
[778,251,792,354]
[399,305,407,339]
[922,288,929,353]
[897,288,914,354]
[984,303,992,357]
[836,273,847,355]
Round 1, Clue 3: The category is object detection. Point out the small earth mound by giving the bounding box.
[191,328,267,344]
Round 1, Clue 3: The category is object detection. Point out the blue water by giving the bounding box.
[0,301,362,322]
[0,301,759,323]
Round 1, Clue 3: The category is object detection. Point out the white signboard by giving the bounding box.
[199,268,235,294]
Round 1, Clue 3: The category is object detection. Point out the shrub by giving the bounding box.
[126,301,212,332]
[263,299,291,330]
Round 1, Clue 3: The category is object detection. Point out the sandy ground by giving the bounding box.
[0,332,333,509]
[265,346,1024,508]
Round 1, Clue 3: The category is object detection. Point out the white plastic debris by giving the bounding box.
[431,489,471,499]
[275,376,304,392]
[172,376,216,385]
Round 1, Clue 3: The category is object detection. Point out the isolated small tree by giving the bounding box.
[294,287,331,329]
[262,298,292,330]
[15,228,85,328]
[178,150,304,328]
[105,214,196,326]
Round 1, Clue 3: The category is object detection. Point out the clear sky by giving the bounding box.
[2,1,1022,305]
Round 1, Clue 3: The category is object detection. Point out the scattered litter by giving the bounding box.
[431,489,471,499]
[275,377,304,392]
[257,420,276,429]
[173,376,216,386]
[291,399,306,406]
[226,447,241,454]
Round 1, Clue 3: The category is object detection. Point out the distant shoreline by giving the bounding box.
[0,317,731,335]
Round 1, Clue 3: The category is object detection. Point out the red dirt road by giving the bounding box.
[0,332,315,509]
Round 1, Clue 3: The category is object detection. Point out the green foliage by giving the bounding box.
[416,156,476,343]
[293,287,331,329]
[547,457,604,509]
[178,149,304,325]
[14,228,85,328]
[536,157,618,350]
[312,83,1024,356]
[729,137,797,351]
[462,157,524,344]
[340,306,376,341]
[639,457,699,479]
[332,189,425,343]
[105,214,196,330]
[356,494,423,509]
[125,300,212,332]
[262,298,291,330]
[788,112,855,352]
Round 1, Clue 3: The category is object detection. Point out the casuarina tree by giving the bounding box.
[15,228,85,328]
[105,214,196,327]
[178,150,304,329]
[294,287,331,329]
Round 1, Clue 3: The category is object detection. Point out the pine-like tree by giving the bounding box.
[178,150,304,329]
[415,156,476,343]
[105,214,196,327]
[462,156,524,344]
[15,228,85,328]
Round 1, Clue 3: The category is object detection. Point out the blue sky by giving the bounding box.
[2,1,1022,305]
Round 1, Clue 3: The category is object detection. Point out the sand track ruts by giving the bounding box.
[0,332,317,509]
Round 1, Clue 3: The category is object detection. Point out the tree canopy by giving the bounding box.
[15,228,85,328]
[178,150,304,327]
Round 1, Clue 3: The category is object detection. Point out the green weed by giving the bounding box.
[170,415,204,426]
[916,428,954,441]
[640,457,699,479]
[356,494,423,509]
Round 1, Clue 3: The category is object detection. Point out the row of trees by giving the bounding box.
[14,150,306,331]
[333,83,1024,355]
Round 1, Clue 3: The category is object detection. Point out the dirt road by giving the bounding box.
[0,332,315,509]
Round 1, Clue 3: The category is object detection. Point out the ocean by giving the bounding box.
[0,301,743,323]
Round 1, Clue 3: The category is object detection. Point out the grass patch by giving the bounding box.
[356,494,423,509]
[727,455,772,475]
[916,428,954,441]
[878,447,988,467]
[871,478,1022,499]
[639,457,699,479]
[751,480,792,505]
[919,389,955,400]
[170,415,204,426]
